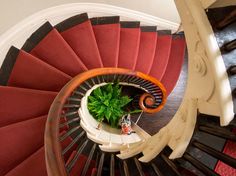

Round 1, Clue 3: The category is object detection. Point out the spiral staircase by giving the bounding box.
[0,1,236,176]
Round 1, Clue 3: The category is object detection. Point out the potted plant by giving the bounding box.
[87,82,140,132]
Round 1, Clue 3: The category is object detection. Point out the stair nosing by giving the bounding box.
[157,30,172,36]
[140,26,157,32]
[55,13,89,33]
[21,22,53,52]
[120,21,140,28]
[90,16,120,25]
[0,46,20,86]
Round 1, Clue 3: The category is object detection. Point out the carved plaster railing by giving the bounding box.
[118,0,234,162]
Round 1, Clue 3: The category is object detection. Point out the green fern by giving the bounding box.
[87,83,133,128]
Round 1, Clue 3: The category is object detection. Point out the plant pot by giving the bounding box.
[79,82,145,152]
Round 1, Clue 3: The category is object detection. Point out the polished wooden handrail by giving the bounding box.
[45,68,166,176]
[137,71,167,113]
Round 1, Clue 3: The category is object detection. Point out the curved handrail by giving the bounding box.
[45,67,166,176]
[136,72,167,113]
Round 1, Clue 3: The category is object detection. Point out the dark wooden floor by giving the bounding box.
[207,6,236,113]
[136,51,188,135]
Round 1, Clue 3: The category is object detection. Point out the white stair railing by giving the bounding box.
[118,0,234,162]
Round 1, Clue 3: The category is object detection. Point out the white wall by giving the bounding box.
[0,0,180,35]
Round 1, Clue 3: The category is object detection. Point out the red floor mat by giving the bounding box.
[5,147,47,176]
[59,16,103,69]
[149,33,172,80]
[215,129,236,176]
[8,48,71,91]
[29,28,87,76]
[68,153,96,176]
[0,116,47,175]
[135,30,157,74]
[161,36,186,95]
[93,23,120,67]
[0,86,57,127]
[60,130,78,162]
[118,24,140,70]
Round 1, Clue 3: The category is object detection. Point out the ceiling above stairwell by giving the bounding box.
[0,0,180,35]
